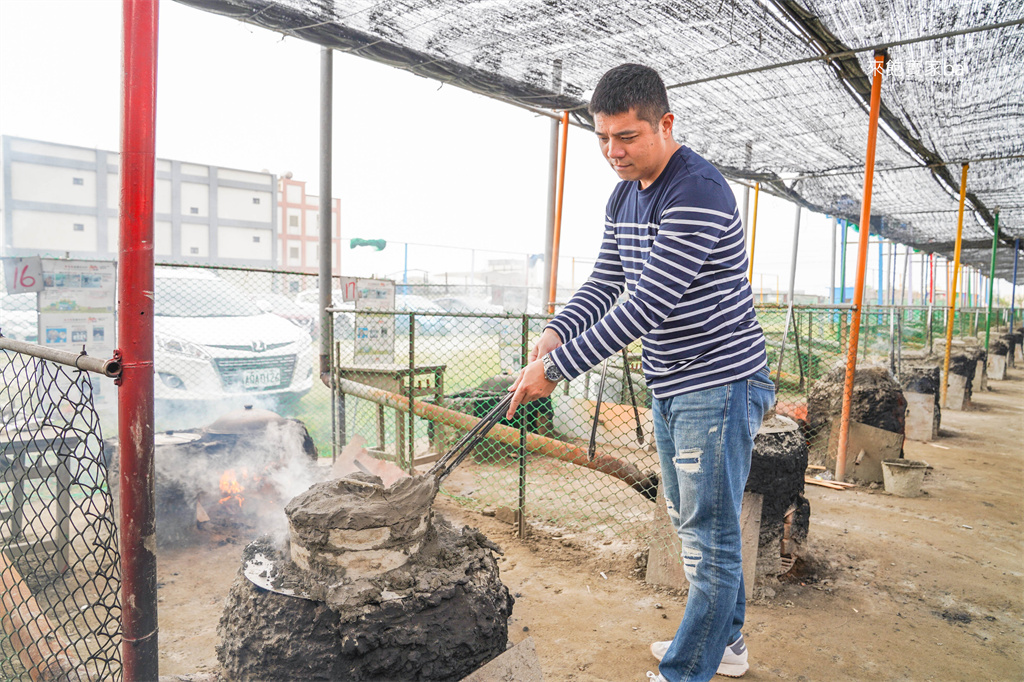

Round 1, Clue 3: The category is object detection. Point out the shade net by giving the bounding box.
[175,0,1024,281]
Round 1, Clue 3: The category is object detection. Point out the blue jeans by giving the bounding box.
[654,368,775,682]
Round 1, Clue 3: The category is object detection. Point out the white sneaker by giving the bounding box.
[649,633,749,678]
[646,673,668,681]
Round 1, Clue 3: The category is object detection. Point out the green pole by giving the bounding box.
[983,211,1001,365]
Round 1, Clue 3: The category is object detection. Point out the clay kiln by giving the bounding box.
[217,473,513,681]
[106,406,319,546]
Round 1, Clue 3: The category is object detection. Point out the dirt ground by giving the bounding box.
[156,364,1024,682]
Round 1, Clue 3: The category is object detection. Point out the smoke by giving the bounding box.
[148,417,327,545]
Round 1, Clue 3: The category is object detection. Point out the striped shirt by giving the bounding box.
[546,145,768,399]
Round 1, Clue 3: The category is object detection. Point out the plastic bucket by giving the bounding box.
[881,459,928,497]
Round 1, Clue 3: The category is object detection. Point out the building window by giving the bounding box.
[73,223,85,231]
[289,215,299,227]
[73,177,84,186]
[289,247,300,259]
[252,197,261,205]
[190,207,199,214]
[252,235,261,244]
[190,247,199,255]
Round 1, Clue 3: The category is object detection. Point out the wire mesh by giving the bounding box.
[328,297,1019,558]
[0,347,121,682]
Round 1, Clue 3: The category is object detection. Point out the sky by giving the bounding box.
[2,0,1007,303]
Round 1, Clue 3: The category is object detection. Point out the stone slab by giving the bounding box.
[740,492,763,600]
[647,481,763,601]
[827,421,904,484]
[460,637,544,682]
[987,355,1007,381]
[944,373,967,411]
[904,392,936,442]
[976,360,989,392]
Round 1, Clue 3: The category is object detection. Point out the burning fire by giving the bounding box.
[219,468,248,507]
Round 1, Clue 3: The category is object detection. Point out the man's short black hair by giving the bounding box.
[588,64,670,127]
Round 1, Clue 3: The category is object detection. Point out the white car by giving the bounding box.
[154,268,313,416]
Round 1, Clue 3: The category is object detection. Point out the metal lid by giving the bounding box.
[204,404,288,436]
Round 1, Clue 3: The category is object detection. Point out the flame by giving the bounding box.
[219,468,247,507]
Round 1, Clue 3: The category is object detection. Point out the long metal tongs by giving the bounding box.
[587,349,645,461]
[429,392,514,484]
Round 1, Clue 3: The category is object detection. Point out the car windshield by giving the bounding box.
[155,277,261,317]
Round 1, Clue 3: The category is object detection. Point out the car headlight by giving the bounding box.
[156,334,212,360]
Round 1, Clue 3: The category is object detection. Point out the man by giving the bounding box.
[507,64,775,682]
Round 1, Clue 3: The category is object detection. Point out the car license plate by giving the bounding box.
[242,367,281,389]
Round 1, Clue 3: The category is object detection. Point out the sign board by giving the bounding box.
[38,259,116,359]
[3,256,44,293]
[353,278,396,365]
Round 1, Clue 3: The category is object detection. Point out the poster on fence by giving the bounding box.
[38,259,117,359]
[35,259,117,413]
[353,277,396,365]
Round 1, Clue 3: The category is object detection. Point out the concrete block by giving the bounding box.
[827,420,904,484]
[976,360,988,392]
[645,481,685,590]
[647,481,762,601]
[740,492,763,600]
[987,355,1007,381]
[904,392,935,442]
[944,373,967,411]
[460,637,544,682]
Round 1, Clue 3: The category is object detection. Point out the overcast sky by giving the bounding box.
[2,0,990,302]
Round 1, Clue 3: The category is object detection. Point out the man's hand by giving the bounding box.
[506,358,557,420]
[528,328,563,363]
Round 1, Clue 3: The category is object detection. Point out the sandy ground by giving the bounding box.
[156,365,1024,681]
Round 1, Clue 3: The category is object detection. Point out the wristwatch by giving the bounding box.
[541,353,564,382]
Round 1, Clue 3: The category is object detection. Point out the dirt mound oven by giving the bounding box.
[217,473,513,681]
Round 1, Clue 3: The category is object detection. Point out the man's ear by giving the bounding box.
[660,112,675,138]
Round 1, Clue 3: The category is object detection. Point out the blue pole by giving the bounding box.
[403,242,409,293]
[1011,238,1020,328]
[877,239,884,306]
[839,219,849,302]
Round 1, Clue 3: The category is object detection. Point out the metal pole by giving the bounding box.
[840,218,848,301]
[983,211,1001,363]
[877,239,885,306]
[941,164,970,407]
[742,141,752,246]
[547,111,569,313]
[1011,239,1020,328]
[542,60,562,313]
[835,52,886,483]
[518,314,529,539]
[318,48,333,386]
[829,216,837,303]
[746,182,760,282]
[118,1,159,678]
[775,204,802,384]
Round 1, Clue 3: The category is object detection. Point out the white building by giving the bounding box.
[2,135,277,267]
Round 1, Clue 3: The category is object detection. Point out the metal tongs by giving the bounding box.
[587,348,645,461]
[429,392,514,484]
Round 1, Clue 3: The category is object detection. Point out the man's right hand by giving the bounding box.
[528,328,563,363]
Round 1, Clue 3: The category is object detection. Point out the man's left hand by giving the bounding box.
[506,359,557,419]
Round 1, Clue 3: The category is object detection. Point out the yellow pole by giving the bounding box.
[941,163,969,407]
[747,182,760,282]
[835,52,886,483]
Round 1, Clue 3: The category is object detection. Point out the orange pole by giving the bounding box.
[747,182,760,281]
[835,52,886,483]
[941,163,969,406]
[547,111,569,314]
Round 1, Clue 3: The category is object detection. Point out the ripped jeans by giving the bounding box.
[652,367,775,682]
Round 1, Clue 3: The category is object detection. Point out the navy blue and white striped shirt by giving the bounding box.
[546,146,768,399]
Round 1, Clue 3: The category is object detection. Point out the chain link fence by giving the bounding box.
[0,346,121,681]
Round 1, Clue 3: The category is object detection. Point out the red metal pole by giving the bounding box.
[118,1,159,679]
[835,52,886,483]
